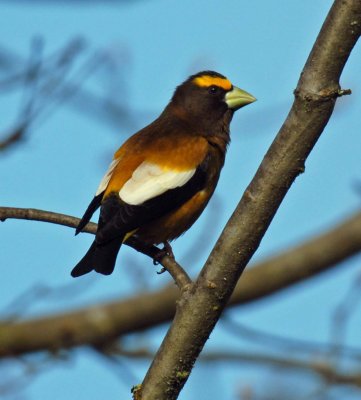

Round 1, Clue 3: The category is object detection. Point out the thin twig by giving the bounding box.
[126,237,192,290]
[0,206,191,289]
[105,346,361,389]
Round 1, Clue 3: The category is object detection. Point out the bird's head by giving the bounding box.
[169,71,256,126]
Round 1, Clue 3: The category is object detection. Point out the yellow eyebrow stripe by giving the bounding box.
[193,75,232,91]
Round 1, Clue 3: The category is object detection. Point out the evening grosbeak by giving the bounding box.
[71,71,255,277]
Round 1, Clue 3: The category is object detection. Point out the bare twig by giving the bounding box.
[222,316,361,362]
[150,255,192,291]
[328,272,361,369]
[104,345,361,389]
[157,256,192,291]
[0,207,96,233]
[0,206,191,290]
[0,39,134,147]
[0,39,87,151]
[125,237,192,290]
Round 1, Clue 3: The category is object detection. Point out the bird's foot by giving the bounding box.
[153,241,175,273]
[162,241,174,259]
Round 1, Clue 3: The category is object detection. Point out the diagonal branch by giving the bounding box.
[139,1,361,399]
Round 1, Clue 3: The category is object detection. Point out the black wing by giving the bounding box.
[95,154,210,245]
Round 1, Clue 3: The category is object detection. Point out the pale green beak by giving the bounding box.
[225,86,256,110]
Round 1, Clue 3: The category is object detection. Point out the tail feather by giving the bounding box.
[71,237,123,277]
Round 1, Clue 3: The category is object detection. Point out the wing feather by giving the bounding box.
[95,158,120,196]
[119,162,196,205]
[95,155,210,245]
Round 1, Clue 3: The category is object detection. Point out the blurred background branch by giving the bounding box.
[0,37,136,151]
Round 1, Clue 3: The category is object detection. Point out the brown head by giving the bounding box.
[166,71,256,134]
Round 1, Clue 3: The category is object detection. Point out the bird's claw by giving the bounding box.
[152,241,174,268]
[162,241,174,259]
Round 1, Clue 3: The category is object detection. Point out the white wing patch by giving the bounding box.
[119,161,196,206]
[95,158,120,196]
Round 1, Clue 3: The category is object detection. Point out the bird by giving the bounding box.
[71,71,256,277]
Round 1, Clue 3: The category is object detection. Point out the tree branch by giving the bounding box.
[103,346,361,389]
[125,237,192,291]
[139,1,361,398]
[0,208,361,357]
[0,207,191,290]
[0,207,97,233]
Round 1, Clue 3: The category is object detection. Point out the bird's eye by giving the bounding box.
[208,85,218,94]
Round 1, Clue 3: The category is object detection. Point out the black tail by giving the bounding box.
[71,237,123,277]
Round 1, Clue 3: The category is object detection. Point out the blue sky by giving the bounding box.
[1,1,361,399]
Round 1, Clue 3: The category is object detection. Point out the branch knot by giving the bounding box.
[294,87,352,102]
